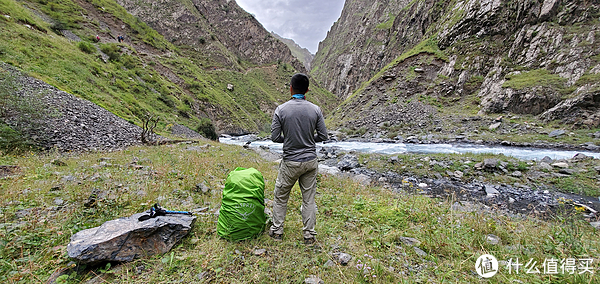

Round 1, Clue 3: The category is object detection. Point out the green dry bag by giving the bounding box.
[217,167,266,241]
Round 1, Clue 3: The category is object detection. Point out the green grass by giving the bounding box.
[0,0,338,138]
[376,13,395,30]
[0,143,598,283]
[502,69,567,90]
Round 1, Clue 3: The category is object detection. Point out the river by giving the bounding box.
[219,136,600,160]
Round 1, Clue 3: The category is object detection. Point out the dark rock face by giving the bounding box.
[67,213,196,264]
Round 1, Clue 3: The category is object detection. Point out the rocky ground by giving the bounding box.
[2,63,160,152]
[252,140,600,230]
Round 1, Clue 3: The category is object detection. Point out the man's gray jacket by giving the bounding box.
[271,98,328,162]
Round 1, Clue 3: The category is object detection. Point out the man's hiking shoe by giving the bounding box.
[269,231,282,241]
[304,237,316,245]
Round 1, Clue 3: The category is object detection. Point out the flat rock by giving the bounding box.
[305,275,324,284]
[590,222,600,230]
[548,129,565,138]
[253,248,266,256]
[558,168,576,175]
[551,162,569,168]
[489,122,501,130]
[486,234,501,245]
[511,171,523,177]
[352,174,371,186]
[485,185,499,196]
[413,247,427,257]
[398,237,421,247]
[318,164,341,175]
[537,162,553,171]
[67,212,196,264]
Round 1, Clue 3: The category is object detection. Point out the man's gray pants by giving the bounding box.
[270,158,318,239]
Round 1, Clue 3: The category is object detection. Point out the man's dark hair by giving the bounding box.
[291,73,309,94]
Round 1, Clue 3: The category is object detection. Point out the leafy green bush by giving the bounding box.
[77,41,95,54]
[100,43,121,61]
[197,118,217,140]
[0,123,36,153]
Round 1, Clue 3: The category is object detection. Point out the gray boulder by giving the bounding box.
[548,129,565,138]
[67,212,196,264]
[332,252,353,265]
[483,159,499,171]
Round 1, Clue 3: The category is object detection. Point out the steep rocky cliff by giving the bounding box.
[312,0,600,136]
[114,0,305,72]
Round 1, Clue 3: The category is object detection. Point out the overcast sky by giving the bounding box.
[235,0,345,54]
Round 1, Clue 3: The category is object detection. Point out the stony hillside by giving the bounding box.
[114,0,305,72]
[272,32,314,70]
[311,0,600,139]
[0,0,338,151]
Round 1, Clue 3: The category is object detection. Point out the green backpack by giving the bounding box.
[217,167,266,241]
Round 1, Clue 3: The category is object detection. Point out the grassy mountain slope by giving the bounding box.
[0,0,338,142]
[271,32,314,70]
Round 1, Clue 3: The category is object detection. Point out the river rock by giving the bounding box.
[559,168,576,175]
[353,174,371,186]
[572,153,591,161]
[537,162,553,171]
[541,156,553,163]
[337,155,359,171]
[318,164,341,175]
[511,171,523,177]
[552,162,569,168]
[483,159,498,171]
[67,212,196,264]
[595,166,600,174]
[548,130,565,138]
[485,185,499,197]
[489,122,501,130]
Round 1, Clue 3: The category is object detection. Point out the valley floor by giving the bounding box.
[0,141,598,283]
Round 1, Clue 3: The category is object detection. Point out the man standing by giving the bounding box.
[269,73,328,244]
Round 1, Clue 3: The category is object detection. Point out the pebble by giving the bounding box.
[304,275,324,284]
[486,234,501,245]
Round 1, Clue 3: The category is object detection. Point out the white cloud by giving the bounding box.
[235,0,344,53]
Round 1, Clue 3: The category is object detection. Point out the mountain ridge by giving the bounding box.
[311,0,600,139]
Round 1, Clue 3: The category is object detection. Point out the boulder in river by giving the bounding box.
[67,212,196,264]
